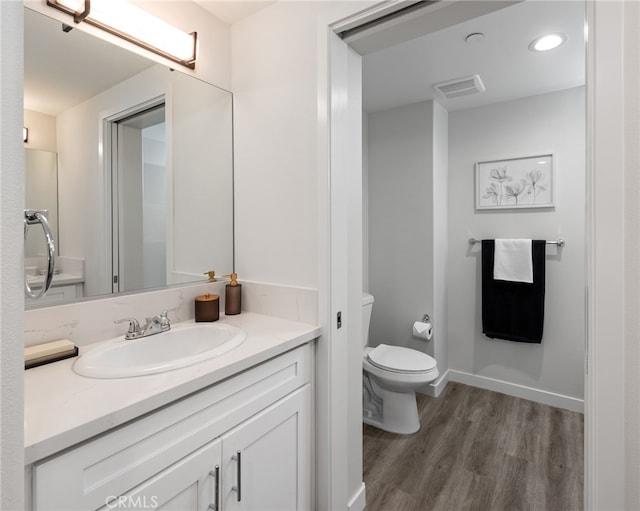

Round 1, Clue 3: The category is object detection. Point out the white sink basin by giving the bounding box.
[73,322,247,379]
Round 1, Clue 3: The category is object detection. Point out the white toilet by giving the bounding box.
[362,292,439,434]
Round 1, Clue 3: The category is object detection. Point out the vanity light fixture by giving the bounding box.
[23,127,28,143]
[46,0,198,69]
[529,33,567,52]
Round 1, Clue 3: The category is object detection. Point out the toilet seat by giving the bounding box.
[366,344,437,374]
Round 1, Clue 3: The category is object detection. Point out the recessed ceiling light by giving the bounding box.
[529,33,567,52]
[465,32,485,45]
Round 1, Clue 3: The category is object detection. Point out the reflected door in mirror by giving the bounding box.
[112,104,167,293]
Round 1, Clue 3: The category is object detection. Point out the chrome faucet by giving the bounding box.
[115,310,172,340]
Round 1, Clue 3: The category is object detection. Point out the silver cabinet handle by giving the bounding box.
[232,451,242,502]
[208,465,220,511]
[24,209,55,299]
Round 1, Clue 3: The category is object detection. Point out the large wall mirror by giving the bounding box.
[24,7,234,309]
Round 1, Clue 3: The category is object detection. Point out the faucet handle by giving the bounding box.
[155,309,175,331]
[160,307,178,319]
[159,308,177,324]
[114,317,141,334]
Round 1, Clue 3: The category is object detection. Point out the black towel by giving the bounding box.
[481,239,546,343]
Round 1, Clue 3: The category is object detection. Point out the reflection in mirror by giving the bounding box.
[112,103,168,293]
[24,7,234,309]
[24,149,58,260]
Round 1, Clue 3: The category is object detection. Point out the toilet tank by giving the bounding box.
[362,292,374,348]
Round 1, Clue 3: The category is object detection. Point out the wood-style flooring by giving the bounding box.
[363,382,583,511]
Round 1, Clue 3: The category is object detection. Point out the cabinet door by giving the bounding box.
[122,438,222,511]
[221,385,311,511]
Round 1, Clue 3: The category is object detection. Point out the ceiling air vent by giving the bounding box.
[433,75,485,99]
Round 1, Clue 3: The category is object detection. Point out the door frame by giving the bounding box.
[103,96,165,294]
[583,1,629,507]
[318,1,631,509]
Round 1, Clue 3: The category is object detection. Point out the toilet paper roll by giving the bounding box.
[413,321,433,340]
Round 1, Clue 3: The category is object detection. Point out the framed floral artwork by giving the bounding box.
[475,154,554,210]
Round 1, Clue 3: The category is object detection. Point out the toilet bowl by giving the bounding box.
[361,293,439,434]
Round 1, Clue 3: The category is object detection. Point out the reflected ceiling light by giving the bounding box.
[529,33,567,52]
[46,0,198,69]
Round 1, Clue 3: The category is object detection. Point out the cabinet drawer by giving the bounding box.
[33,344,311,511]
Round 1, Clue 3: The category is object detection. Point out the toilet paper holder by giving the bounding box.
[413,315,433,340]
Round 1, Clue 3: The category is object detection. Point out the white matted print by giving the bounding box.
[475,154,554,210]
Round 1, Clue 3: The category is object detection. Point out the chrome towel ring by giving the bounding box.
[24,209,56,299]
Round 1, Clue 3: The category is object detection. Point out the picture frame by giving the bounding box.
[475,154,554,210]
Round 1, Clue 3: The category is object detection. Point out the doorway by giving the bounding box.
[359,0,586,503]
[109,102,167,293]
[362,1,586,402]
[320,0,599,508]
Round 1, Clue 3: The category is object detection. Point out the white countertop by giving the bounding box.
[24,312,320,465]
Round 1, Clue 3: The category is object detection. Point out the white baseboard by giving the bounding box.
[420,369,450,397]
[347,482,366,511]
[448,369,584,413]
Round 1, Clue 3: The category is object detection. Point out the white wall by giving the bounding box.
[367,102,434,353]
[142,132,167,289]
[120,125,145,291]
[432,101,449,377]
[367,100,449,381]
[24,149,58,259]
[447,87,585,408]
[623,3,640,506]
[362,114,370,292]
[23,109,56,152]
[23,110,58,261]
[171,71,233,281]
[232,2,332,288]
[0,4,25,509]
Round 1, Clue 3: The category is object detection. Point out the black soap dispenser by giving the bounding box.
[224,272,242,315]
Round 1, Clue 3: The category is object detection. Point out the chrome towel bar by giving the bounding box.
[24,209,56,299]
[468,237,565,248]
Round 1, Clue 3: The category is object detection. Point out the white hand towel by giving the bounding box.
[493,239,533,283]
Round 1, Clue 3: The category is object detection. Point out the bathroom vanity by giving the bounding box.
[24,273,84,307]
[24,313,319,511]
[24,257,86,308]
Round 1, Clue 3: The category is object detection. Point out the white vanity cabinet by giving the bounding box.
[25,282,83,307]
[221,386,310,510]
[119,438,223,510]
[29,344,312,511]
